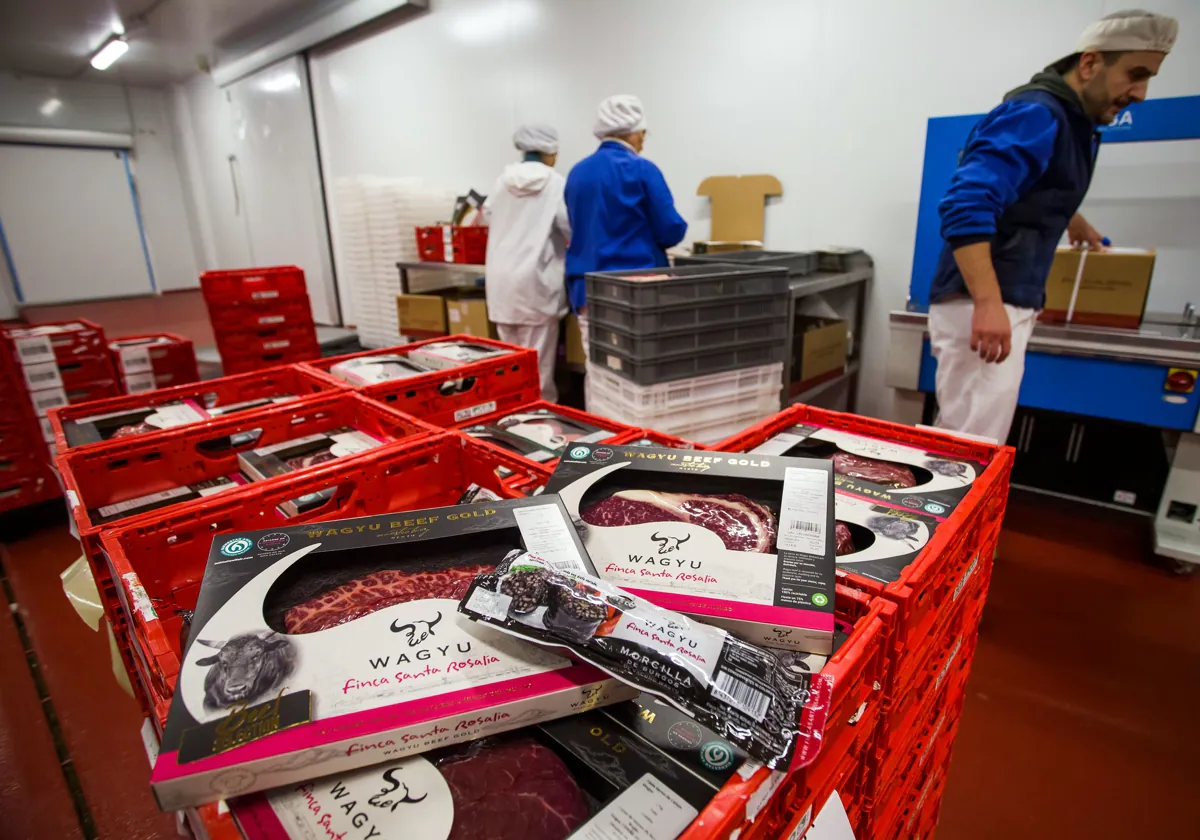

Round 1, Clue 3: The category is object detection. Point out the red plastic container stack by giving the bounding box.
[109,333,200,394]
[415,224,489,264]
[200,265,320,374]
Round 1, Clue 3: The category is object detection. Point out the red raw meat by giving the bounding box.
[111,422,156,438]
[284,565,493,634]
[835,522,855,556]
[831,452,917,488]
[582,490,776,552]
[438,738,589,840]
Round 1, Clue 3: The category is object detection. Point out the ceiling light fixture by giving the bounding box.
[40,98,63,117]
[90,37,129,71]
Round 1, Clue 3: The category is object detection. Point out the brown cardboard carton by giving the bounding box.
[565,314,586,366]
[445,293,496,338]
[791,316,847,395]
[691,241,764,254]
[696,174,782,242]
[395,294,447,339]
[1042,247,1155,328]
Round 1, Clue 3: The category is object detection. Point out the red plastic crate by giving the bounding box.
[59,392,438,572]
[454,399,638,469]
[415,225,489,264]
[2,318,108,367]
[219,343,323,375]
[302,335,540,427]
[99,432,551,721]
[49,364,343,453]
[110,333,200,392]
[45,353,118,389]
[207,295,315,334]
[714,404,1013,674]
[0,466,60,514]
[199,265,308,304]
[64,380,122,404]
[622,428,708,449]
[215,323,319,356]
[675,585,892,840]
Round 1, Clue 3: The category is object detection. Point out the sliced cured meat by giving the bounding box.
[831,452,917,488]
[835,522,855,556]
[582,490,776,553]
[283,565,493,634]
[437,738,589,840]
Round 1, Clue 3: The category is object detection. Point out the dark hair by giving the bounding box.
[1052,51,1127,74]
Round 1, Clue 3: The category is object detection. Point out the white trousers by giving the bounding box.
[928,299,1038,445]
[496,321,560,402]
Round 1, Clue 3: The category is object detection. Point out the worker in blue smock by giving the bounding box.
[565,95,688,354]
[928,9,1177,443]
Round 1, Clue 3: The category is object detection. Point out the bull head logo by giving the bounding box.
[650,531,690,555]
[369,767,429,812]
[390,611,443,646]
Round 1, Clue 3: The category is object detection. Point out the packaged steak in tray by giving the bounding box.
[544,443,837,655]
[486,407,623,458]
[746,423,988,516]
[831,492,941,584]
[328,354,434,386]
[238,426,388,514]
[62,401,211,446]
[150,497,634,810]
[90,474,247,525]
[407,340,515,371]
[460,554,831,771]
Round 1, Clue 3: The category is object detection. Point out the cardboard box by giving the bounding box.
[149,497,633,810]
[792,316,848,392]
[565,315,585,366]
[445,293,496,339]
[691,241,764,254]
[545,443,837,655]
[1042,247,1155,328]
[696,175,782,242]
[396,294,448,339]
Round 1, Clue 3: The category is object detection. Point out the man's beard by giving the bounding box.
[1081,81,1117,124]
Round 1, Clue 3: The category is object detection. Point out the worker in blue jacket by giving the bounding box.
[565,95,688,353]
[928,10,1177,443]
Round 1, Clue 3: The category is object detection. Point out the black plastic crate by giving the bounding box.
[587,294,786,334]
[585,264,788,308]
[591,314,790,358]
[674,249,818,276]
[590,340,788,385]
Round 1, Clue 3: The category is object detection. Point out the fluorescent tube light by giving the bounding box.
[91,38,129,70]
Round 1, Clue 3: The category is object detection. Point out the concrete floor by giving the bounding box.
[0,492,1196,839]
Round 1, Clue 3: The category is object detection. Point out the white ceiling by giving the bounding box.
[0,0,334,86]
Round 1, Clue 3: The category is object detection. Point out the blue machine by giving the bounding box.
[891,95,1200,564]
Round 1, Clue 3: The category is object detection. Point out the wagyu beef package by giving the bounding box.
[149,498,635,810]
[832,493,941,584]
[328,354,434,386]
[487,407,622,457]
[62,401,210,446]
[90,474,247,525]
[407,340,515,371]
[544,444,837,655]
[746,424,988,516]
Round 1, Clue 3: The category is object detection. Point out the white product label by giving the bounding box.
[464,587,513,622]
[608,606,727,684]
[453,400,497,423]
[30,387,69,416]
[745,769,786,821]
[197,478,243,497]
[123,372,157,394]
[574,773,699,840]
[97,486,192,519]
[256,432,328,456]
[14,335,55,366]
[23,361,64,391]
[952,554,980,602]
[263,340,292,350]
[606,355,623,371]
[144,403,207,429]
[207,396,296,416]
[736,759,763,781]
[122,572,159,623]
[119,346,154,374]
[513,506,590,574]
[1113,489,1137,505]
[805,792,856,840]
[787,804,815,840]
[251,290,280,300]
[140,718,160,769]
[39,416,54,443]
[258,315,286,325]
[777,467,829,556]
[264,757,454,840]
[750,430,811,456]
[329,430,384,458]
[448,308,462,324]
[934,637,964,693]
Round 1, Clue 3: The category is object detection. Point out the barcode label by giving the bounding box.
[258,315,285,325]
[711,671,770,722]
[29,369,58,383]
[453,400,497,423]
[31,389,68,415]
[23,362,63,391]
[778,467,830,556]
[251,290,280,300]
[118,346,153,374]
[123,373,157,394]
[263,340,291,350]
[789,520,823,534]
[14,336,54,366]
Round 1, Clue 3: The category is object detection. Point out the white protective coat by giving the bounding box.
[928,298,1039,445]
[483,162,571,326]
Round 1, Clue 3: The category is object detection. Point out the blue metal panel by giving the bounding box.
[917,340,1200,430]
[908,95,1200,309]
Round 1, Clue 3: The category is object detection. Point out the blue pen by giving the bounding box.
[1101,236,1112,247]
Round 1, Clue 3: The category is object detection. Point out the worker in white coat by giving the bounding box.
[483,124,571,402]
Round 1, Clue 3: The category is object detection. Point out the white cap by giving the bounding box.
[1075,9,1178,54]
[513,124,559,154]
[593,94,646,139]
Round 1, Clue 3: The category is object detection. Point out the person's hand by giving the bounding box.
[971,298,1012,364]
[1067,214,1106,250]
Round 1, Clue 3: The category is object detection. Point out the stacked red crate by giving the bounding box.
[109,333,200,394]
[200,265,320,374]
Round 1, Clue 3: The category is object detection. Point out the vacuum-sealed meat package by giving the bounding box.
[90,474,247,526]
[486,407,624,457]
[328,354,434,386]
[407,340,516,371]
[151,497,633,811]
[62,401,210,447]
[460,553,831,772]
[831,492,941,584]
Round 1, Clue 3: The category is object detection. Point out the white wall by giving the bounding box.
[0,74,201,312]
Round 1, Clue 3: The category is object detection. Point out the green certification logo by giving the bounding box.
[812,592,829,607]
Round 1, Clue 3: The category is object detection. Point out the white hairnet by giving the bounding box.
[1076,9,1178,54]
[513,124,559,154]
[593,95,647,139]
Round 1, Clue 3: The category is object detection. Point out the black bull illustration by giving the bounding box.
[195,632,296,710]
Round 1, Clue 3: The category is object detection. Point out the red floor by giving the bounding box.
[0,492,1196,839]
